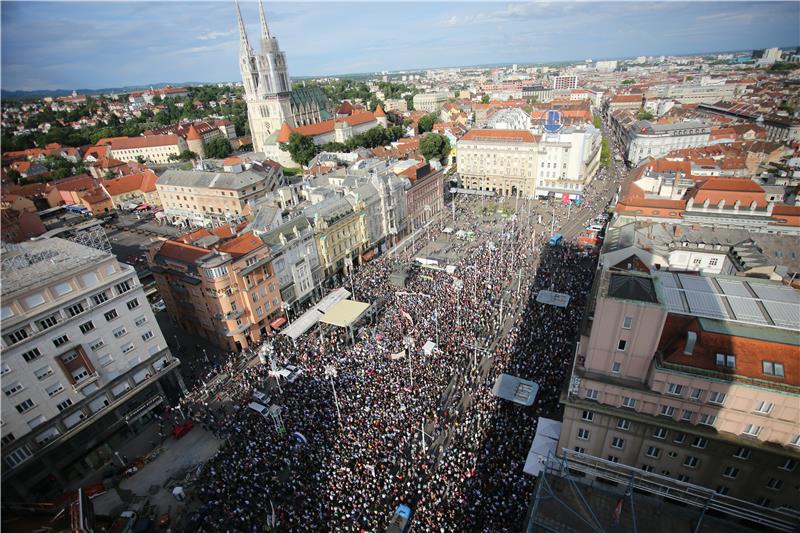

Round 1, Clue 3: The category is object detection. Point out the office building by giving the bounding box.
[553,75,578,90]
[625,120,711,165]
[1,239,182,501]
[412,92,450,113]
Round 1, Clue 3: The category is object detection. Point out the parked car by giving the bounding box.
[285,364,304,383]
[151,300,166,312]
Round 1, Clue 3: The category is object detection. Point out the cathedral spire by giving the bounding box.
[258,0,273,51]
[234,0,251,54]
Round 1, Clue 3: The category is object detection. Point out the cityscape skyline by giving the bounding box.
[2,1,799,91]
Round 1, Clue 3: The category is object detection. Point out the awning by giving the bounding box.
[319,300,370,328]
[270,317,287,329]
[281,288,351,340]
[361,250,376,262]
[523,417,562,476]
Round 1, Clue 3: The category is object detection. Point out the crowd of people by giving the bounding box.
[166,188,611,531]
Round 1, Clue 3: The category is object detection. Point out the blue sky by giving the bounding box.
[2,1,798,91]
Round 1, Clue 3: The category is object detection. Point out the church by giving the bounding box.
[236,1,384,166]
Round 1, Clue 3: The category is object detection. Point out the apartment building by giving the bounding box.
[646,83,737,104]
[552,75,578,90]
[457,127,601,200]
[147,230,283,352]
[383,98,408,113]
[559,261,800,514]
[626,120,711,165]
[156,162,284,227]
[104,134,188,164]
[412,92,450,113]
[1,239,183,501]
[303,197,368,285]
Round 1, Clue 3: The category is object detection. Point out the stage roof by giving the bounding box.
[319,299,370,328]
[281,288,351,340]
[492,373,539,406]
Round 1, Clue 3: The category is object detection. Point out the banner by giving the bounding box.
[390,350,406,360]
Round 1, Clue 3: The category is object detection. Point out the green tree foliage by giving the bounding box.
[481,94,491,104]
[621,79,635,84]
[281,132,317,167]
[319,142,349,153]
[417,114,437,133]
[204,137,232,159]
[6,168,22,184]
[593,115,602,128]
[419,133,450,163]
[42,155,88,180]
[600,138,611,167]
[770,62,800,72]
[636,110,654,121]
[168,150,198,162]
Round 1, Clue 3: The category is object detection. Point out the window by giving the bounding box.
[754,401,774,415]
[5,328,29,346]
[98,353,114,367]
[34,365,54,380]
[135,316,147,327]
[742,424,761,437]
[733,447,751,460]
[52,334,69,347]
[611,437,625,449]
[667,383,684,396]
[617,419,631,431]
[21,347,42,362]
[72,367,90,382]
[690,388,703,401]
[708,258,719,267]
[574,446,585,454]
[708,391,726,405]
[653,427,668,440]
[677,474,691,483]
[681,410,695,422]
[660,405,676,417]
[641,464,654,473]
[92,292,109,305]
[577,428,590,440]
[673,432,686,444]
[779,458,796,471]
[622,316,633,329]
[755,497,771,508]
[141,331,154,342]
[56,398,73,411]
[716,486,730,495]
[36,314,60,331]
[104,309,118,322]
[89,338,105,351]
[692,437,708,449]
[581,410,594,422]
[790,435,800,448]
[15,398,35,414]
[585,389,599,401]
[646,446,661,458]
[766,478,783,491]
[607,455,620,463]
[622,396,636,409]
[66,302,85,317]
[715,353,735,369]
[3,382,24,397]
[113,327,127,339]
[683,456,699,469]
[121,343,135,354]
[617,339,627,351]
[4,445,33,469]
[696,414,716,428]
[1,434,15,446]
[46,382,64,397]
[762,361,785,377]
[79,321,95,334]
[114,280,132,294]
[126,298,140,310]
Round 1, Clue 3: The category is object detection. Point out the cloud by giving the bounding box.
[198,29,236,41]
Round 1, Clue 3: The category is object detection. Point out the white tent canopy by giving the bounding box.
[523,417,562,477]
[281,288,351,341]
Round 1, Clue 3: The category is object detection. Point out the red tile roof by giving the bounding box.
[156,240,209,264]
[218,231,263,258]
[104,135,181,150]
[460,129,539,143]
[277,111,379,142]
[103,170,158,196]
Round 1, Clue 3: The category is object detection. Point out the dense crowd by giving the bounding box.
[169,192,607,531]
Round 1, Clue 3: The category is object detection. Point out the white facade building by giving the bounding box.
[626,121,711,165]
[0,239,183,501]
[413,92,449,113]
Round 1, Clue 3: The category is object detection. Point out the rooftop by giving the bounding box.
[607,272,659,303]
[1,238,111,299]
[157,169,269,191]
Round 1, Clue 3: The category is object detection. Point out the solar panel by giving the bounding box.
[716,279,752,298]
[656,271,679,288]
[726,295,767,324]
[686,291,729,319]
[663,287,687,312]
[762,301,800,329]
[678,274,716,293]
[750,284,800,305]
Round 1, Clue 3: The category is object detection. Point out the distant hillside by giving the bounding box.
[0,82,226,101]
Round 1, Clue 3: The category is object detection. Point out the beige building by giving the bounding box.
[104,134,188,164]
[156,162,284,227]
[304,197,368,285]
[148,230,284,352]
[383,98,408,113]
[559,254,800,514]
[413,92,449,113]
[0,239,183,501]
[457,127,601,200]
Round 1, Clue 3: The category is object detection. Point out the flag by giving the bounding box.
[400,309,414,326]
[612,497,623,525]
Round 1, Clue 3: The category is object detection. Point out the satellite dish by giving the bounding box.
[543,109,563,134]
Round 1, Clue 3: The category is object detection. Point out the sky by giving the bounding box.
[1,1,799,91]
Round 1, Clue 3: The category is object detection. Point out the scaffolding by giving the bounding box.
[527,449,798,533]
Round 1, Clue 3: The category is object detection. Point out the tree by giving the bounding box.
[42,155,87,180]
[600,138,611,167]
[6,168,22,184]
[417,114,437,133]
[168,150,197,162]
[135,155,146,164]
[204,137,232,159]
[593,115,602,129]
[319,142,349,153]
[103,170,115,180]
[481,94,491,104]
[621,79,635,84]
[636,110,654,120]
[419,133,450,163]
[281,132,317,167]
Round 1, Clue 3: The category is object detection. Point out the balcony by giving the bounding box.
[72,371,99,392]
[214,308,244,321]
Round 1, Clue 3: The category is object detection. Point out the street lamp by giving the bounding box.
[452,279,463,329]
[403,335,414,388]
[324,365,342,426]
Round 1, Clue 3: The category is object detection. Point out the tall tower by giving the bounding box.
[236,0,294,153]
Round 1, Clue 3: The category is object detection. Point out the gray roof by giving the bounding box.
[158,169,268,191]
[608,272,659,303]
[261,216,312,248]
[1,238,111,298]
[303,196,353,223]
[249,202,282,233]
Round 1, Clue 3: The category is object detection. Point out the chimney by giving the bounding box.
[674,226,682,237]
